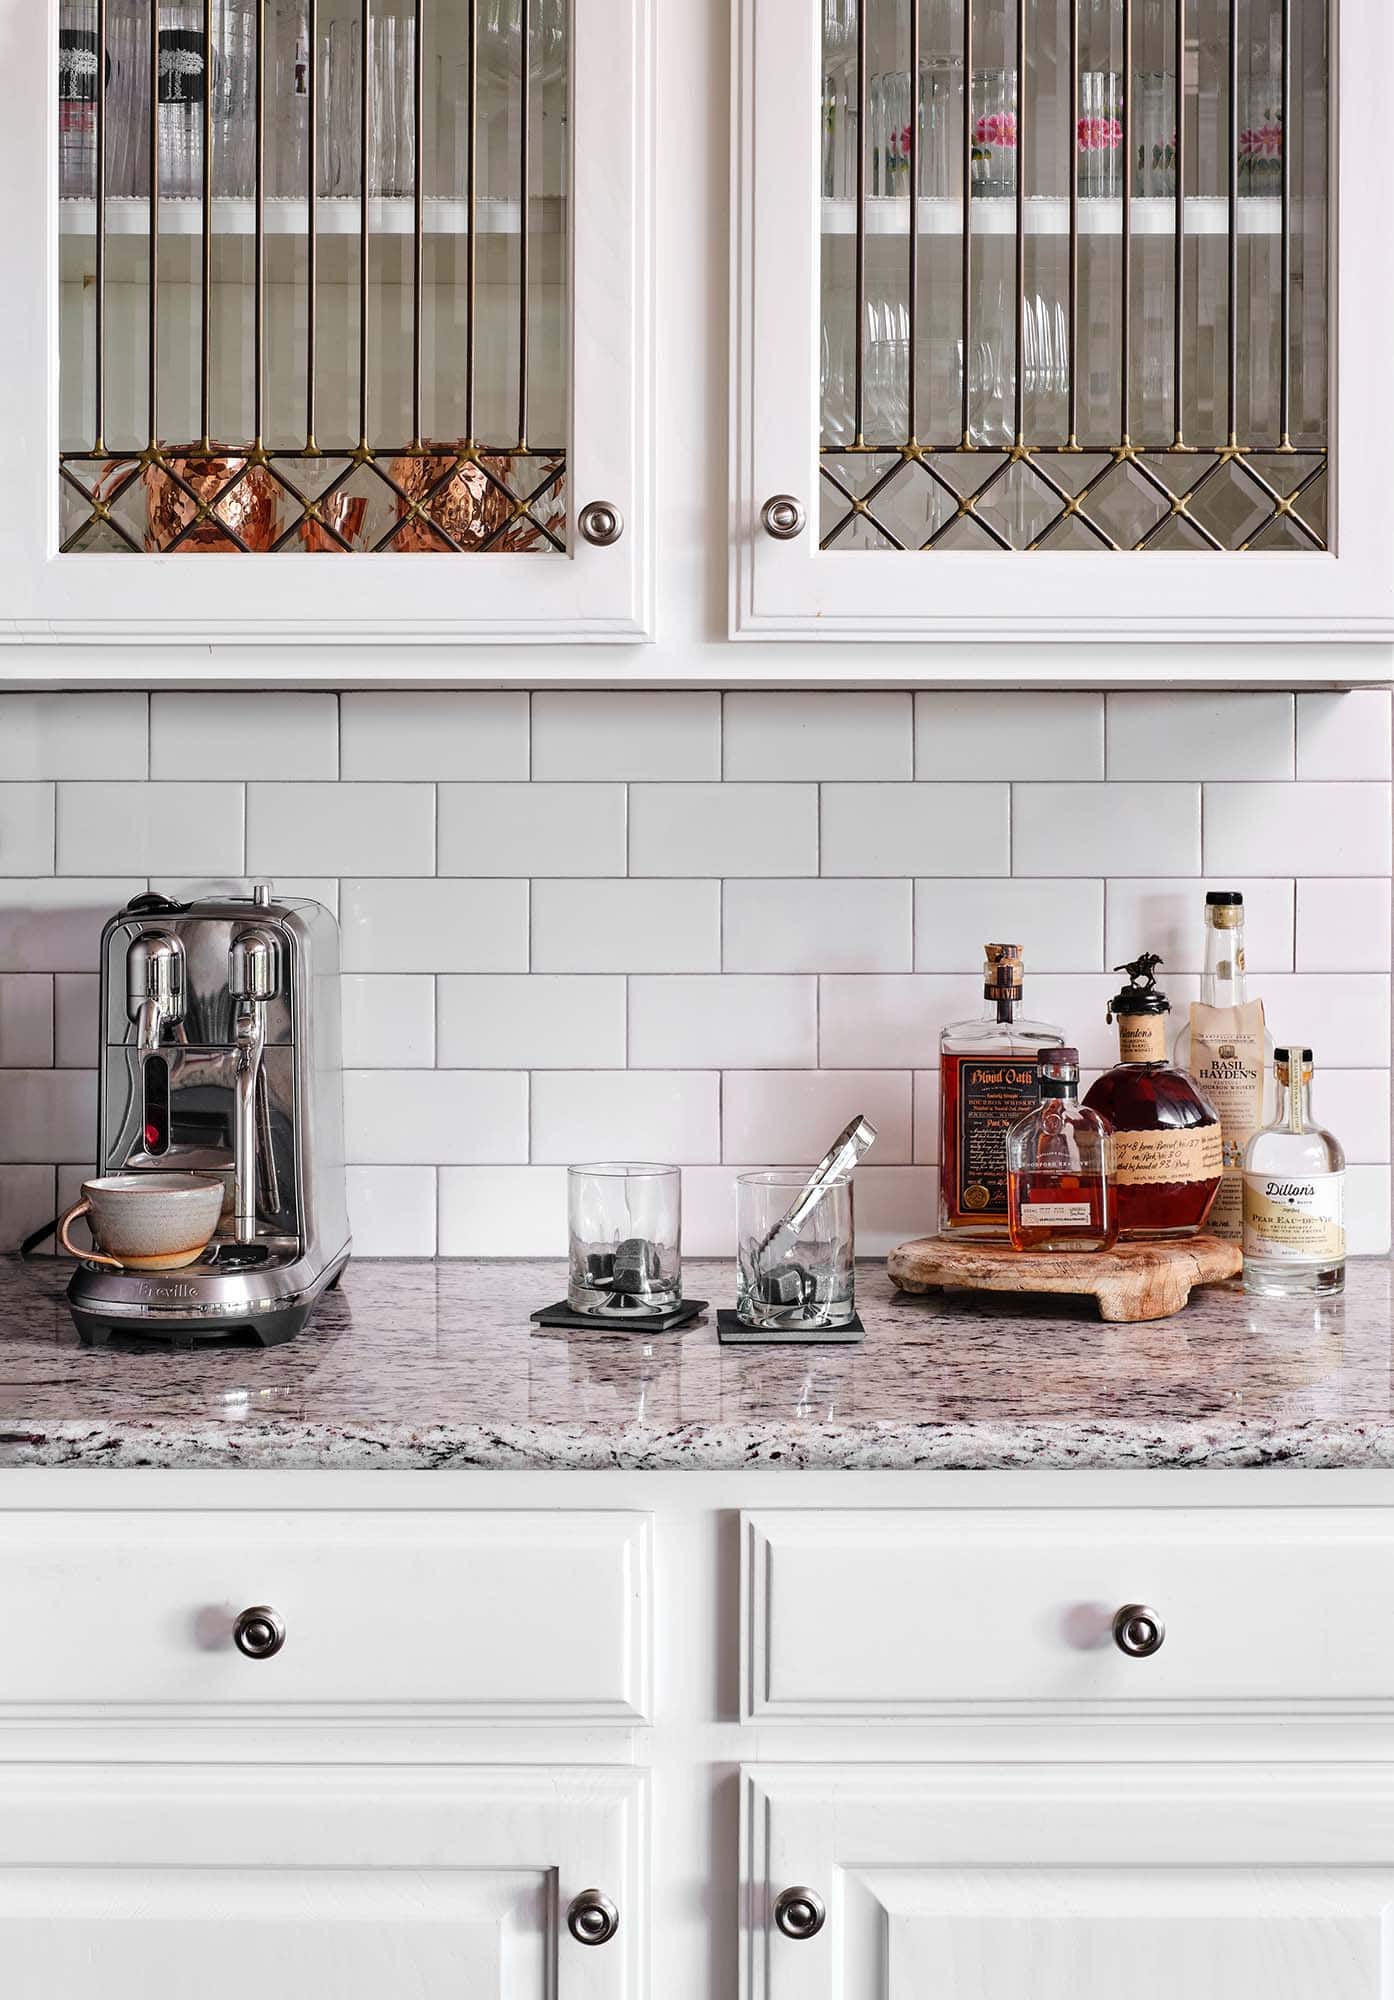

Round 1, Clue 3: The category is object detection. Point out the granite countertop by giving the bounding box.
[0,1255,1388,1471]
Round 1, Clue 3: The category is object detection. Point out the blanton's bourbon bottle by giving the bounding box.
[938,945,1063,1238]
[1084,954,1223,1239]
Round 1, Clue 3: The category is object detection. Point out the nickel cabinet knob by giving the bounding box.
[1113,1603,1165,1658]
[577,501,624,547]
[566,1888,619,1946]
[773,1886,826,1940]
[233,1605,286,1660]
[761,494,806,540]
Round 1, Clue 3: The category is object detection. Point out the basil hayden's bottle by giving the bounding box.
[1173,891,1273,1240]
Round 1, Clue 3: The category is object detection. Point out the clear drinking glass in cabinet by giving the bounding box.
[57,0,569,555]
[819,0,1329,555]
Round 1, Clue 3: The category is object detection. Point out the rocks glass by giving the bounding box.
[736,1171,855,1332]
[567,1163,682,1316]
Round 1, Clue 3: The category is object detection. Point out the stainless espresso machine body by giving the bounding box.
[67,886,351,1346]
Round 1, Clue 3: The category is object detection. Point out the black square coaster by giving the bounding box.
[716,1309,865,1347]
[531,1298,708,1335]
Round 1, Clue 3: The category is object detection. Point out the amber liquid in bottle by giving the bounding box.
[939,945,1063,1239]
[1007,1046,1117,1253]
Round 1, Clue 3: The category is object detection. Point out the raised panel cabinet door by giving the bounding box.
[732,0,1394,645]
[0,0,652,645]
[0,1765,644,2000]
[743,1765,1394,2000]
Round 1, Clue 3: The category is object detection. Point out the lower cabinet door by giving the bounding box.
[743,1764,1394,2000]
[0,1765,643,2000]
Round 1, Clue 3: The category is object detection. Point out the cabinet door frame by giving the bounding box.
[742,1762,1394,1999]
[731,0,1394,645]
[0,1763,646,1999]
[0,0,653,646]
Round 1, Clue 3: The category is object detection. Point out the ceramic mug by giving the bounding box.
[58,1172,226,1272]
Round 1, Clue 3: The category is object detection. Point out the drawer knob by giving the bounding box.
[567,1889,620,1946]
[1113,1603,1165,1658]
[761,494,807,541]
[774,1886,826,1940]
[233,1605,286,1660]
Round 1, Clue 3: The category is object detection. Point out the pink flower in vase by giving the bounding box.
[974,111,1017,152]
[1077,114,1123,152]
[1239,118,1283,170]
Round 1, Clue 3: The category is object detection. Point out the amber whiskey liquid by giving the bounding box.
[938,946,1063,1239]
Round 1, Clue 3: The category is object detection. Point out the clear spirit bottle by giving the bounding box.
[1242,1048,1346,1298]
[1006,1047,1117,1252]
[938,944,1063,1240]
[1172,890,1273,1242]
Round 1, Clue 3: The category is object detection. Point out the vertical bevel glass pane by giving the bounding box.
[58,0,568,553]
[818,0,1329,551]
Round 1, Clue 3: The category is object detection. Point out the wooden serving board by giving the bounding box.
[887,1234,1242,1324]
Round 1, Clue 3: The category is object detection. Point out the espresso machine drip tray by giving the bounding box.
[68,1249,348,1351]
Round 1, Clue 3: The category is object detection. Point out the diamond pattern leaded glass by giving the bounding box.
[819,0,1329,553]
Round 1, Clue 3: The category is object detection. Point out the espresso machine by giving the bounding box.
[67,885,351,1346]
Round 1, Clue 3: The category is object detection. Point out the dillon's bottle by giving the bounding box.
[1242,1047,1345,1298]
[1173,890,1272,1241]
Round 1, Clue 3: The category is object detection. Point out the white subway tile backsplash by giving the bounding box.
[54,973,100,1067]
[1296,879,1393,972]
[629,783,817,877]
[440,782,625,877]
[1015,783,1201,878]
[915,879,1104,972]
[1105,878,1295,973]
[0,695,147,780]
[341,879,528,973]
[342,975,435,1068]
[629,975,817,1069]
[345,1070,528,1164]
[0,786,56,874]
[1107,692,1294,780]
[532,879,721,972]
[1205,782,1392,877]
[533,692,720,780]
[724,693,913,780]
[347,1165,438,1255]
[248,782,433,876]
[531,1070,720,1164]
[438,1166,570,1256]
[57,782,241,877]
[340,692,530,780]
[0,976,53,1068]
[150,693,338,780]
[721,1070,913,1165]
[0,1070,96,1164]
[0,879,144,973]
[723,878,912,972]
[1296,691,1393,781]
[916,692,1104,780]
[822,783,1009,877]
[0,686,1389,1259]
[437,975,626,1069]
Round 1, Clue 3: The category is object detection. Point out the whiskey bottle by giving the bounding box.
[1083,953,1223,1240]
[1006,1047,1117,1253]
[1172,890,1273,1241]
[939,944,1064,1239]
[1242,1048,1346,1298]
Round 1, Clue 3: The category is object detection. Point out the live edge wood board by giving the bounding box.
[887,1235,1244,1324]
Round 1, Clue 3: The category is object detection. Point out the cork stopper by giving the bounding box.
[982,943,1024,1002]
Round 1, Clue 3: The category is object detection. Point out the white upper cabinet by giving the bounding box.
[0,0,652,644]
[732,0,1394,644]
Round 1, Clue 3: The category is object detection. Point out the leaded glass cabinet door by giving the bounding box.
[733,0,1394,644]
[0,0,650,643]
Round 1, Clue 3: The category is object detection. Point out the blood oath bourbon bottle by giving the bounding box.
[938,945,1064,1239]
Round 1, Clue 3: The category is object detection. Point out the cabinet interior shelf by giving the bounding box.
[823,193,1284,237]
[59,194,565,239]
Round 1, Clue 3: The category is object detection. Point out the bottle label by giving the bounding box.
[947,1056,1041,1218]
[1111,1124,1223,1187]
[157,28,208,105]
[1021,1201,1092,1225]
[1243,1172,1345,1262]
[1117,1014,1166,1063]
[1182,1000,1266,1243]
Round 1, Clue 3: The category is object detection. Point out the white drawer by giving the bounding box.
[0,1510,650,1719]
[743,1507,1394,1719]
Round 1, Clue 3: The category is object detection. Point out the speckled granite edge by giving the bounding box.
[6,1416,1394,1472]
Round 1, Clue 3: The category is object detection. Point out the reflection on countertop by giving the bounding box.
[0,1255,1388,1471]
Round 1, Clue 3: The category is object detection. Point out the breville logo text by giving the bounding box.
[138,1280,199,1300]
